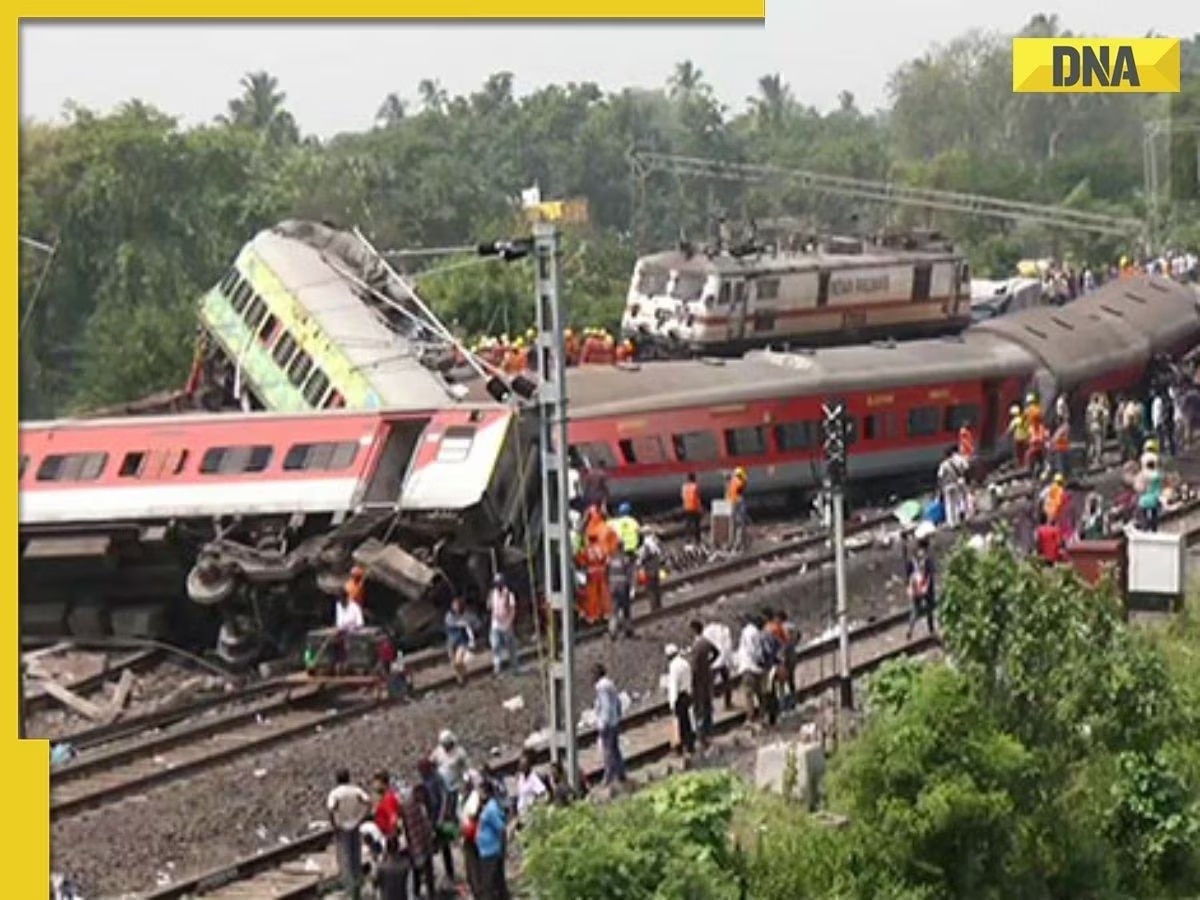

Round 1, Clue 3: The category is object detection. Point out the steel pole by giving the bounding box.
[832,486,852,710]
[533,223,579,789]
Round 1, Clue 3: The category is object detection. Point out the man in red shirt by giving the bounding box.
[1034,511,1066,564]
[372,770,400,840]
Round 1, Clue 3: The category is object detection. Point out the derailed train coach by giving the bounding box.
[18,404,540,661]
[570,275,1200,504]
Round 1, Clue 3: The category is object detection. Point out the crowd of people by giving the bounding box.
[324,728,583,899]
[1020,249,1199,307]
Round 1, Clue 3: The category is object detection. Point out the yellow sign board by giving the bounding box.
[1012,37,1181,93]
[524,198,590,226]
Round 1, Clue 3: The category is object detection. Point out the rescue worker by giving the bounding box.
[726,467,749,550]
[1136,452,1165,532]
[1027,417,1049,477]
[681,472,703,544]
[1007,404,1030,470]
[1034,510,1066,564]
[579,531,613,624]
[1025,393,1043,435]
[1054,392,1070,429]
[1121,396,1144,461]
[564,328,580,366]
[636,527,664,611]
[614,339,635,364]
[1043,472,1068,525]
[609,501,641,566]
[607,546,634,638]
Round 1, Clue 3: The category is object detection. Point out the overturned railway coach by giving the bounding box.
[19,405,539,661]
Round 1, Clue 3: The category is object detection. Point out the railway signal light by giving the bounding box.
[822,402,848,486]
[477,237,533,262]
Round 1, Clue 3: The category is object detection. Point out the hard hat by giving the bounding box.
[1010,405,1021,415]
[617,501,632,516]
[735,467,747,478]
[438,729,457,747]
[1054,473,1064,484]
[1145,439,1159,451]
[664,643,679,658]
[1026,394,1036,403]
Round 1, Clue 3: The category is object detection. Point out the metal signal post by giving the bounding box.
[532,223,580,789]
[822,402,853,712]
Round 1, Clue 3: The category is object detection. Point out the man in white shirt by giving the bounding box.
[735,617,765,723]
[701,620,735,711]
[486,574,519,675]
[327,768,372,898]
[665,644,695,757]
[335,595,364,631]
[515,749,549,822]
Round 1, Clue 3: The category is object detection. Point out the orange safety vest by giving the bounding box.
[1052,425,1070,452]
[726,475,746,504]
[1044,484,1066,522]
[958,426,975,460]
[682,481,701,513]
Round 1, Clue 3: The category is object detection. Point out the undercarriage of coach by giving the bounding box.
[186,503,530,667]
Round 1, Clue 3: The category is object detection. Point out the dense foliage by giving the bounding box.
[522,543,1200,900]
[18,20,1200,416]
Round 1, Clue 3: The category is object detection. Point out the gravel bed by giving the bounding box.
[49,460,1147,896]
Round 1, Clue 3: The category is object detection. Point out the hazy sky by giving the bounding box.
[20,6,1199,138]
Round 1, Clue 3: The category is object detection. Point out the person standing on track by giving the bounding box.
[735,614,766,724]
[702,619,736,711]
[905,538,937,640]
[486,574,519,675]
[665,643,696,758]
[681,472,703,545]
[688,620,718,747]
[1086,393,1110,467]
[327,768,372,900]
[637,527,664,612]
[607,545,634,639]
[592,663,628,789]
[727,467,749,550]
[443,597,476,686]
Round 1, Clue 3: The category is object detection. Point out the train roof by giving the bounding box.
[565,330,1033,418]
[974,275,1200,389]
[249,230,463,411]
[636,245,959,278]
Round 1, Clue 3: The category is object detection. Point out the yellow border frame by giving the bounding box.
[11,3,765,891]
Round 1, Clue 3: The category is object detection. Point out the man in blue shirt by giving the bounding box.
[475,780,511,899]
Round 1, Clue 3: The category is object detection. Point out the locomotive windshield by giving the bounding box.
[635,265,670,297]
[671,272,706,302]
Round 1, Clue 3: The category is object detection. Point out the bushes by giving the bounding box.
[522,545,1200,900]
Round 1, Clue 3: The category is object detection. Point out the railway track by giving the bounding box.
[50,455,1144,824]
[138,610,940,900]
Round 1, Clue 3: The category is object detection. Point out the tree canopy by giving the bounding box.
[522,542,1200,900]
[17,20,1200,417]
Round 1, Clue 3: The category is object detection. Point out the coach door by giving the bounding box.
[728,279,748,342]
[980,381,1002,453]
[360,418,429,509]
[912,264,932,302]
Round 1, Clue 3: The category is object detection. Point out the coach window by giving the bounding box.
[863,412,899,442]
[323,390,346,410]
[284,441,360,471]
[199,445,274,475]
[718,282,731,305]
[907,406,942,438]
[36,451,108,482]
[272,331,298,368]
[244,295,268,331]
[944,404,981,432]
[573,441,618,469]
[756,279,780,302]
[673,431,720,463]
[259,313,281,347]
[118,451,146,478]
[219,268,237,295]
[773,421,815,452]
[231,279,254,315]
[618,435,666,465]
[437,427,475,463]
[287,350,314,387]
[302,369,331,407]
[725,426,767,457]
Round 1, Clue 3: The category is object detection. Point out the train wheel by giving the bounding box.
[216,620,262,670]
[187,561,235,606]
